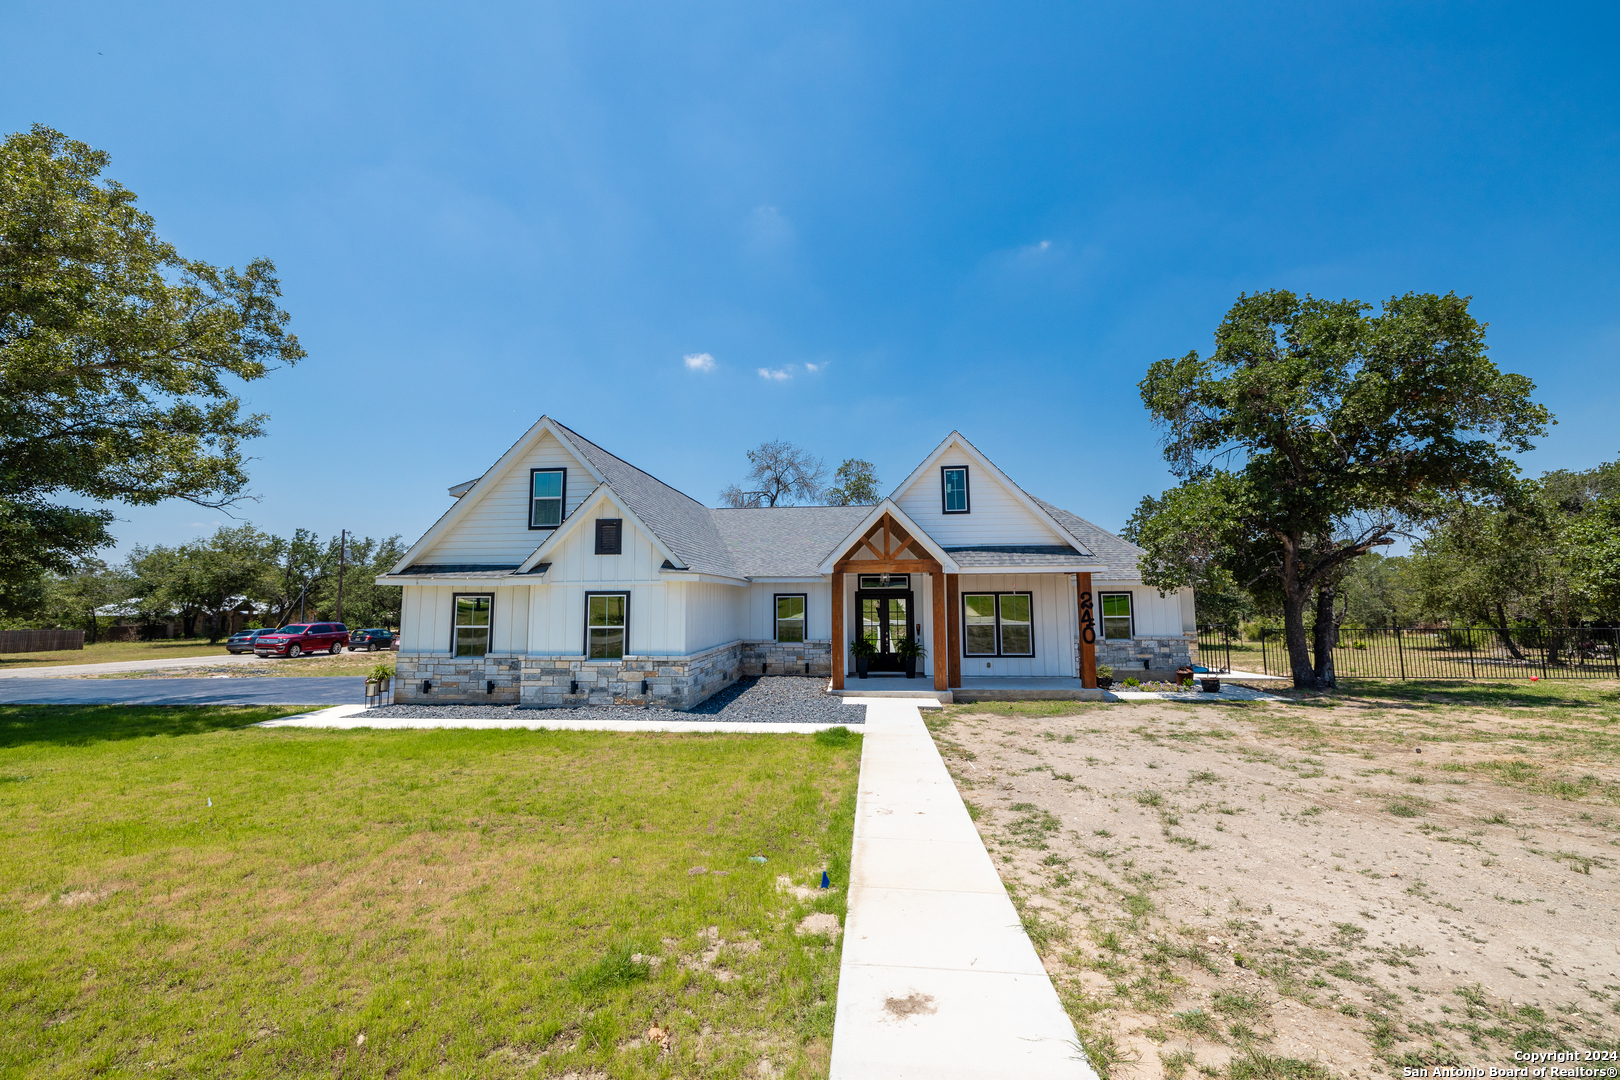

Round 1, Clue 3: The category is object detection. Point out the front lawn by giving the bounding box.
[0,705,860,1078]
[0,638,228,669]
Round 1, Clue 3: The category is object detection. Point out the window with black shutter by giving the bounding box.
[595,518,623,555]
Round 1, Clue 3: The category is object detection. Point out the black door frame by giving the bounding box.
[855,589,914,673]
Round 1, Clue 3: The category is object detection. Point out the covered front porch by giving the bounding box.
[824,507,1106,695]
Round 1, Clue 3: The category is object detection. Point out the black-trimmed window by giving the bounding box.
[941,466,970,514]
[595,518,622,555]
[1100,592,1134,640]
[530,468,566,529]
[775,594,806,643]
[586,592,629,659]
[453,594,493,657]
[962,592,1034,657]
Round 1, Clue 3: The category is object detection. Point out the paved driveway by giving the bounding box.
[0,677,365,707]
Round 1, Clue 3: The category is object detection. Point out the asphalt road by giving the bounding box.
[0,677,364,707]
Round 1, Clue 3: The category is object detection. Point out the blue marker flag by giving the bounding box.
[820,871,830,889]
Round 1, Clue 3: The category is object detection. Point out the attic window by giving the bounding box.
[530,468,565,529]
[942,466,970,514]
[595,518,623,555]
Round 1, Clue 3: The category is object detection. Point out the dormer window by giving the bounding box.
[941,466,970,514]
[530,469,566,529]
[595,518,623,555]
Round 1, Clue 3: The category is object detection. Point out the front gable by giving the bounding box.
[393,417,602,571]
[891,433,1077,548]
[521,485,678,584]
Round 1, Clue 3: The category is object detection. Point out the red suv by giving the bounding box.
[254,623,350,658]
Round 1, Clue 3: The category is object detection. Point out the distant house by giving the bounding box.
[379,418,1194,706]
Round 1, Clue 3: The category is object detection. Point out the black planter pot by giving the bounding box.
[856,656,869,678]
[1096,677,1113,690]
[904,655,917,679]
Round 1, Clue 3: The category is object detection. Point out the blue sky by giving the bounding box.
[6,1,1617,556]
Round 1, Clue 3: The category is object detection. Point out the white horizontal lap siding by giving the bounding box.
[895,457,1068,547]
[744,583,831,642]
[418,431,592,565]
[959,573,1074,677]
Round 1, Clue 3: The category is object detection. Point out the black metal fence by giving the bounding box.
[1244,626,1620,680]
[1196,626,1233,673]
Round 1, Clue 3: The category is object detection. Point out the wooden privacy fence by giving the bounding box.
[0,629,86,653]
[1253,626,1620,680]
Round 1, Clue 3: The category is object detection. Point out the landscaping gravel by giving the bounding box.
[362,675,865,725]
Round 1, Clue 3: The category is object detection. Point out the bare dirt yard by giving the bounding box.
[928,681,1620,1079]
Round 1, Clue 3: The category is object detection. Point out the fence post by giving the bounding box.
[1396,627,1406,681]
[1468,628,1477,680]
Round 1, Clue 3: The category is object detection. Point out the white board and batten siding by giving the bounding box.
[742,583,833,643]
[416,431,594,566]
[1091,580,1195,637]
[894,455,1069,547]
[957,573,1077,678]
[400,584,530,655]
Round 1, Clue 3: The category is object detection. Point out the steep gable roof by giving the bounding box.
[1030,497,1144,574]
[549,421,740,577]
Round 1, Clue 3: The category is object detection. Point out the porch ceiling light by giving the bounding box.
[880,573,891,587]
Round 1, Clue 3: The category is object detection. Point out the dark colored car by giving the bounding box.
[348,628,395,651]
[254,622,350,658]
[225,628,275,654]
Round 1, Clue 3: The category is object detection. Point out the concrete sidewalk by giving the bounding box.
[830,697,1095,1080]
[260,703,853,734]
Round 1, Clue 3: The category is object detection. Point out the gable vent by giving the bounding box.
[595,518,623,555]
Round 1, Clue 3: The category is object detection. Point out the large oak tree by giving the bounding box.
[0,125,303,616]
[1129,290,1550,688]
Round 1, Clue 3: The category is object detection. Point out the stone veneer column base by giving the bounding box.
[740,640,832,677]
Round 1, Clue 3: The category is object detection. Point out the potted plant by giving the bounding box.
[849,636,877,678]
[1095,663,1114,690]
[897,636,927,679]
[369,662,394,701]
[1200,675,1222,693]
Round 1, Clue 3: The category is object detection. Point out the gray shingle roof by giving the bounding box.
[942,545,1090,568]
[551,421,742,577]
[710,506,872,577]
[1029,497,1144,574]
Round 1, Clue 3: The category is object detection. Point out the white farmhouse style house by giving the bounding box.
[380,418,1195,706]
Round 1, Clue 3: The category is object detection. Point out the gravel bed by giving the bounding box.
[363,675,864,725]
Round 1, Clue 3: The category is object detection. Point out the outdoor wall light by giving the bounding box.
[570,679,579,695]
[422,680,432,693]
[641,679,649,695]
[486,680,495,695]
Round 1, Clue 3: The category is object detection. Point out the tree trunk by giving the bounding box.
[1280,540,1318,689]
[1492,602,1525,660]
[1312,580,1338,687]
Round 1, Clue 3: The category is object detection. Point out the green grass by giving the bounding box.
[0,637,230,669]
[0,704,861,1078]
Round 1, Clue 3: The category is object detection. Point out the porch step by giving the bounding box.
[830,686,952,704]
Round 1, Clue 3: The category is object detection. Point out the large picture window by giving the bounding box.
[530,468,566,529]
[775,594,806,642]
[962,592,1034,657]
[586,592,629,659]
[941,466,970,514]
[453,594,493,657]
[1100,592,1134,640]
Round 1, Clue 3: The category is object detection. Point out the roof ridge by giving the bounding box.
[550,419,712,512]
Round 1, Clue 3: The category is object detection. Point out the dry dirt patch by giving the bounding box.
[930,696,1620,1078]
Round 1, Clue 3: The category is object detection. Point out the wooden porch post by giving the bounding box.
[946,573,961,688]
[1077,572,1097,688]
[831,571,845,690]
[932,571,947,691]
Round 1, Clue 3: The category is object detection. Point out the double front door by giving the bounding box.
[857,589,913,672]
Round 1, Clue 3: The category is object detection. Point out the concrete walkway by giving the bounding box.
[260,703,854,734]
[830,697,1095,1080]
[0,676,364,707]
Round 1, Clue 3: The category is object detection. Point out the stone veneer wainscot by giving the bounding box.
[394,640,743,710]
[740,640,832,678]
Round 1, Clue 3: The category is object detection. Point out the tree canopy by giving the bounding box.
[1130,289,1551,688]
[824,458,881,505]
[720,441,827,507]
[0,124,303,616]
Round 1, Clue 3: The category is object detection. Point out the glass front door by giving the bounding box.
[857,591,912,672]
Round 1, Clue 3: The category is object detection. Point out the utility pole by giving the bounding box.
[336,529,347,623]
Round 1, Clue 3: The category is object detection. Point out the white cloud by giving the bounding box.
[757,366,793,381]
[803,361,830,374]
[683,352,716,373]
